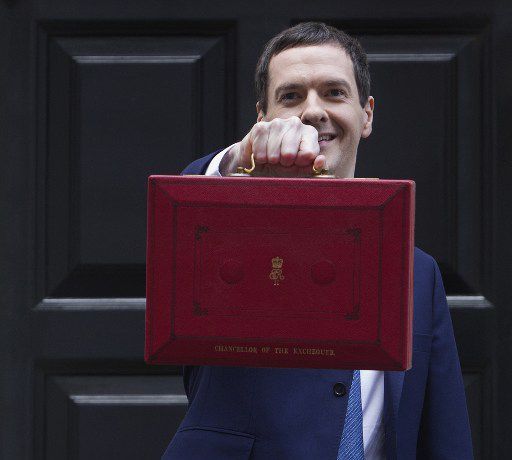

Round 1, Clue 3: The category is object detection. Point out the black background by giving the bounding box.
[1,1,510,458]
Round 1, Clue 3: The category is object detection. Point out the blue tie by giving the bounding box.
[337,370,364,460]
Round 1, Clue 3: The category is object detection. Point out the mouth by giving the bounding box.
[318,133,337,147]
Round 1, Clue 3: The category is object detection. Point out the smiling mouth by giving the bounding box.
[318,134,337,145]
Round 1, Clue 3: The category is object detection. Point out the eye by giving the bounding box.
[327,88,345,97]
[279,92,299,101]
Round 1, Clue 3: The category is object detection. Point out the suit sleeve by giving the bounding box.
[417,259,473,459]
[180,149,224,175]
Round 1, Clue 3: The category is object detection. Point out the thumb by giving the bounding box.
[313,155,327,172]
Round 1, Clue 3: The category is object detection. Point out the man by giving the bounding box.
[163,22,473,459]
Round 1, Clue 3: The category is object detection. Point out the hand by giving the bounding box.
[219,116,327,177]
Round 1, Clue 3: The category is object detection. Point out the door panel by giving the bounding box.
[1,1,509,459]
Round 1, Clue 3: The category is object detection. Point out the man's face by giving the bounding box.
[258,44,374,178]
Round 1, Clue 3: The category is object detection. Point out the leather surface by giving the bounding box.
[146,176,415,370]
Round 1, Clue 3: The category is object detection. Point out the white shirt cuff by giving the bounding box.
[204,143,237,176]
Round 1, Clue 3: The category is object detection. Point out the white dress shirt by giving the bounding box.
[204,147,385,459]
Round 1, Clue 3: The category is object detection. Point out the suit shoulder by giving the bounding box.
[413,247,437,288]
[181,149,223,175]
[414,246,435,270]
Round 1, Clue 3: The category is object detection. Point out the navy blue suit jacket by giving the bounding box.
[163,152,473,459]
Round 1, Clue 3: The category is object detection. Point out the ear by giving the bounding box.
[361,96,374,139]
[256,101,265,122]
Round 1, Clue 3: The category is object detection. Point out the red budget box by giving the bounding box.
[145,175,415,370]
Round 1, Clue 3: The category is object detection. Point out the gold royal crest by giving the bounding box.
[269,256,284,286]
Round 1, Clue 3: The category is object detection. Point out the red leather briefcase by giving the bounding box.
[145,176,414,370]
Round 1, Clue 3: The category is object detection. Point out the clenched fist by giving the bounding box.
[219,116,327,177]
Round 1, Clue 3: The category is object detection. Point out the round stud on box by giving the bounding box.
[311,259,336,285]
[219,259,244,284]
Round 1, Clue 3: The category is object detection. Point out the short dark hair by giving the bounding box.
[255,22,370,112]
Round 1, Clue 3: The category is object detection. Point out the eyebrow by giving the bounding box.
[273,83,303,99]
[273,78,352,99]
[323,78,351,90]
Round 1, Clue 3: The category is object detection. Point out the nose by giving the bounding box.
[300,91,328,125]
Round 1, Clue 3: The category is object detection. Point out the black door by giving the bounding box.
[1,1,510,458]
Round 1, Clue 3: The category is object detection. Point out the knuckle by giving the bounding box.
[304,125,319,138]
[281,150,296,160]
[300,151,315,159]
[300,144,319,157]
[252,123,265,136]
[252,121,270,136]
[253,152,266,163]
[288,116,302,127]
[271,118,284,129]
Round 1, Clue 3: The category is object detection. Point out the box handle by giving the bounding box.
[228,153,335,178]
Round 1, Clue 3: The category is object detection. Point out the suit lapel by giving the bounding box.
[384,370,405,459]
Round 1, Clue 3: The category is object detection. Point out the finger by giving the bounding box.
[238,136,254,169]
[296,125,319,167]
[266,119,286,164]
[250,122,269,164]
[280,124,301,167]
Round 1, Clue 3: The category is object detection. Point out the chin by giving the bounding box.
[330,160,356,179]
